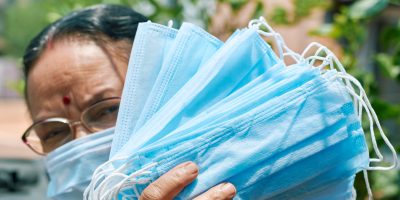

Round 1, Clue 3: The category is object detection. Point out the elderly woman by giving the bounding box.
[21,4,236,200]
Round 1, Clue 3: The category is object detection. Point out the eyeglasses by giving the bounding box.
[21,97,120,155]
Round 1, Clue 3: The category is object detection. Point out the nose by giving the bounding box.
[72,123,91,139]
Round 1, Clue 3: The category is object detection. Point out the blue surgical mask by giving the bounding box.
[46,128,114,200]
[133,22,223,134]
[112,27,278,159]
[88,68,370,199]
[110,22,178,156]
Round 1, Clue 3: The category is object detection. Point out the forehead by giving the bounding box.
[26,39,125,120]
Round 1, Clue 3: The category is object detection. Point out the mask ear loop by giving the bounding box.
[167,20,174,28]
[302,42,364,119]
[111,163,157,199]
[96,163,156,200]
[86,161,157,200]
[319,49,383,162]
[85,160,117,200]
[84,156,133,200]
[337,73,398,168]
[305,54,333,71]
[334,73,398,200]
[248,17,302,65]
[303,44,398,199]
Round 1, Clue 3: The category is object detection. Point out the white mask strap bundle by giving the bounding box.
[300,42,398,200]
[248,17,302,65]
[247,17,397,171]
[84,161,157,200]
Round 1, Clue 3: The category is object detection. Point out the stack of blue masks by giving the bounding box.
[83,18,398,200]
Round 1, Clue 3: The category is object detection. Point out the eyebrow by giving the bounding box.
[81,88,117,110]
[33,88,118,123]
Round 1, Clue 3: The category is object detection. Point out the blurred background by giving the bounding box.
[0,0,399,199]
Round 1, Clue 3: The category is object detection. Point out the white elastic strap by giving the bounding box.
[338,73,398,170]
[111,174,152,199]
[305,55,332,70]
[302,42,362,116]
[167,20,173,28]
[339,75,386,163]
[92,168,131,199]
[249,16,302,63]
[302,44,388,165]
[99,173,130,200]
[302,42,348,73]
[84,156,130,200]
[258,17,303,63]
[363,170,374,200]
[109,163,157,200]
[340,80,381,188]
[93,162,157,200]
[337,73,397,200]
[302,42,329,58]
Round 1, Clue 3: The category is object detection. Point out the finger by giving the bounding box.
[140,161,199,200]
[194,182,236,200]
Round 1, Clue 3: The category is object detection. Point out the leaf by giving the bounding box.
[294,0,330,18]
[309,24,341,39]
[252,1,265,20]
[6,79,24,96]
[224,0,248,11]
[270,7,288,25]
[349,0,389,19]
[372,170,400,199]
[376,53,400,79]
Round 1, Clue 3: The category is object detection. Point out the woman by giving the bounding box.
[21,4,236,200]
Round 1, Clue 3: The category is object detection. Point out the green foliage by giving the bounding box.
[372,170,400,199]
[218,0,248,11]
[2,0,109,58]
[269,0,330,25]
[1,0,214,58]
[271,7,289,25]
[349,0,389,19]
[3,1,50,57]
[293,0,330,19]
[376,21,400,81]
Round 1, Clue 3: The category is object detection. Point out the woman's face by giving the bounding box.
[27,38,128,139]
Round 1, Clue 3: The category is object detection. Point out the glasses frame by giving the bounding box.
[21,96,121,155]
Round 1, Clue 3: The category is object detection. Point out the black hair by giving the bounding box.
[23,4,147,100]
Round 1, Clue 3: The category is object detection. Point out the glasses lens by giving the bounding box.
[26,120,72,154]
[82,98,120,132]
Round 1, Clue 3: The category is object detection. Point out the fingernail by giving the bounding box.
[220,182,236,198]
[181,161,198,175]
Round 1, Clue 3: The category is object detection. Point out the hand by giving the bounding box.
[140,161,236,200]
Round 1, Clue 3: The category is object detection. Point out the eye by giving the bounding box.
[43,127,70,142]
[90,104,119,122]
[33,121,71,143]
[82,98,120,129]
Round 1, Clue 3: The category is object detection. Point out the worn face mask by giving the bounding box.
[110,22,177,156]
[46,128,114,200]
[112,27,278,159]
[133,22,223,135]
[86,67,370,199]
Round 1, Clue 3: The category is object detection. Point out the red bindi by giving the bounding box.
[62,96,71,105]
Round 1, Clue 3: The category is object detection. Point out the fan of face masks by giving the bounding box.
[44,17,398,200]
